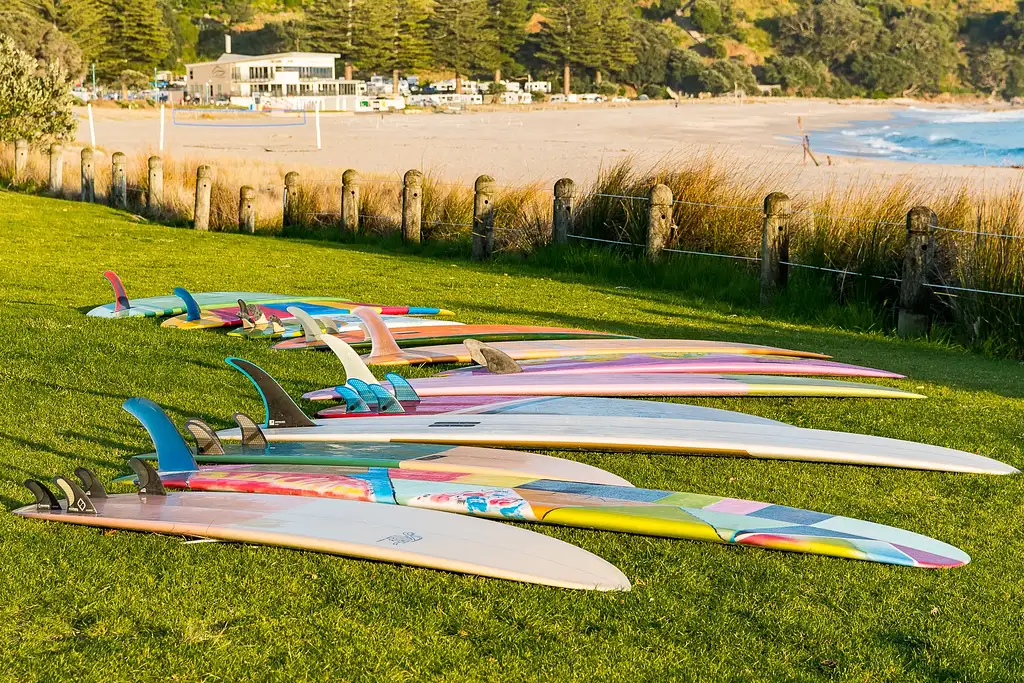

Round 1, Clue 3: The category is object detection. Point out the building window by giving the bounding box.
[287,84,297,96]
[249,66,271,80]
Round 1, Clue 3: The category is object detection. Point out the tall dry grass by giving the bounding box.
[2,142,1022,355]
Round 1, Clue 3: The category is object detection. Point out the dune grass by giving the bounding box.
[0,191,1023,681]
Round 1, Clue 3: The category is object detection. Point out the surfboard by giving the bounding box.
[346,307,830,365]
[304,373,922,401]
[122,397,633,486]
[227,315,457,340]
[272,325,633,349]
[14,477,630,591]
[218,358,1017,474]
[437,353,906,379]
[149,464,969,568]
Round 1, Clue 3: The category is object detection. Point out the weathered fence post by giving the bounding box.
[147,156,163,212]
[646,184,673,263]
[283,171,300,228]
[472,174,496,260]
[14,139,28,183]
[552,178,575,245]
[402,169,423,243]
[48,143,63,195]
[760,192,791,305]
[110,152,127,209]
[341,169,360,233]
[80,148,95,202]
[897,206,937,338]
[239,185,256,234]
[193,165,212,231]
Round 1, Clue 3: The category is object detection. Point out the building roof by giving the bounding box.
[186,52,341,68]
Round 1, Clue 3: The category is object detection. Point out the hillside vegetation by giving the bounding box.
[7,0,1024,99]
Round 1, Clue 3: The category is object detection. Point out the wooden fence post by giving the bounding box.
[402,169,423,243]
[14,139,28,183]
[80,148,95,202]
[147,156,163,212]
[193,165,212,231]
[283,171,300,228]
[110,152,127,209]
[48,143,63,195]
[341,169,360,233]
[760,192,791,305]
[646,184,673,263]
[239,186,256,234]
[472,174,496,260]
[897,206,937,338]
[552,178,575,245]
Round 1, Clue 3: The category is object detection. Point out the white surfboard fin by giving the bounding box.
[321,317,341,334]
[463,339,522,374]
[24,479,61,511]
[53,475,98,514]
[318,333,379,385]
[185,419,225,455]
[75,467,108,499]
[234,412,268,450]
[129,457,167,496]
[289,306,325,344]
[352,306,403,363]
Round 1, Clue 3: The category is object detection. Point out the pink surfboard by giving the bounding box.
[436,354,904,379]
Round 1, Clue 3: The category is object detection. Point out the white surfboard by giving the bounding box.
[15,490,630,591]
[216,413,1018,475]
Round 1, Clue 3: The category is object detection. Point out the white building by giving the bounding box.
[524,81,552,94]
[184,51,374,111]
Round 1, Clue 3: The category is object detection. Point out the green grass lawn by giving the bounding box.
[1,191,1022,681]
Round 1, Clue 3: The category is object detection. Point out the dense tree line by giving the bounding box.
[6,0,1024,99]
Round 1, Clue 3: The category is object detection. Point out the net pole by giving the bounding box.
[159,104,165,151]
[87,103,96,147]
[315,101,322,150]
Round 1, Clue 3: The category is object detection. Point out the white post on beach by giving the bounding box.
[159,104,165,151]
[87,103,96,148]
[315,101,322,150]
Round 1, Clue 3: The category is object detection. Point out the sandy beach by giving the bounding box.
[73,99,1024,198]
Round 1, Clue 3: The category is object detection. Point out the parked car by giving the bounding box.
[612,96,630,103]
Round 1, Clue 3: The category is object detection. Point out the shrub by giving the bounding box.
[691,0,723,34]
[0,35,76,144]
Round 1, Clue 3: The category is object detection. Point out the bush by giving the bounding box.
[690,0,723,34]
[0,35,76,143]
[642,84,666,99]
[597,82,618,96]
[706,36,728,59]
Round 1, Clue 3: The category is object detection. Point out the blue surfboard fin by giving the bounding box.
[367,384,405,414]
[346,379,380,409]
[123,398,198,474]
[385,373,420,403]
[225,358,316,429]
[173,287,202,322]
[336,386,371,414]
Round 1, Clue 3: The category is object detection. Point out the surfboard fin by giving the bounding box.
[289,306,326,344]
[24,479,61,511]
[464,339,522,374]
[185,419,225,455]
[336,386,371,413]
[385,373,421,403]
[224,358,316,429]
[234,413,268,450]
[129,457,166,496]
[313,330,379,385]
[53,475,98,514]
[173,287,202,322]
[269,315,286,335]
[346,378,380,408]
[352,306,403,363]
[103,270,130,312]
[75,467,108,499]
[123,398,200,474]
[367,384,405,414]
[321,317,341,334]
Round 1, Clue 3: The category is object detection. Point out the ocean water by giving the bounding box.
[809,107,1024,167]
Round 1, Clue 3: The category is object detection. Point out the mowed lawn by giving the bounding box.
[1,190,1022,682]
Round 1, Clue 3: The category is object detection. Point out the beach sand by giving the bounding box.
[73,99,1024,198]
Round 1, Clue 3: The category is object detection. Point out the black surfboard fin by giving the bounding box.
[185,418,225,455]
[24,479,61,511]
[463,339,522,374]
[53,475,98,514]
[234,412,268,450]
[224,358,316,429]
[75,467,108,498]
[129,457,167,496]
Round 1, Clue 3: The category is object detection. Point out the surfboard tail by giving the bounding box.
[102,270,130,312]
[123,398,199,474]
[224,358,317,429]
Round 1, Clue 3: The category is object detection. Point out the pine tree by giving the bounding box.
[533,0,601,94]
[592,0,637,84]
[430,0,497,93]
[19,0,106,64]
[305,0,358,75]
[487,0,528,81]
[94,0,170,82]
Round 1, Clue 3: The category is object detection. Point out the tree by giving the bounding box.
[763,55,821,94]
[666,47,706,94]
[592,0,637,83]
[533,0,601,94]
[0,8,84,78]
[487,0,528,80]
[430,0,497,93]
[1005,57,1024,98]
[621,21,674,91]
[352,0,430,90]
[305,0,359,76]
[0,34,77,143]
[777,0,882,68]
[94,0,170,83]
[18,0,105,65]
[702,58,757,95]
[690,0,721,35]
[970,48,1008,96]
